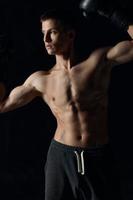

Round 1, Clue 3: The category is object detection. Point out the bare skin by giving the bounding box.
[0,19,133,147]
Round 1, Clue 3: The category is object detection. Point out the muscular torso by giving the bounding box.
[39,48,113,147]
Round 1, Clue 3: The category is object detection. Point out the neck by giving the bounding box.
[55,49,78,71]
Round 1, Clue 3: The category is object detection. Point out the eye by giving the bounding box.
[50,30,57,34]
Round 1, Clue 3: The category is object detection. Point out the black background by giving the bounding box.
[0,0,133,199]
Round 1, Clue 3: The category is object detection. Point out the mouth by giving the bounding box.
[45,44,53,49]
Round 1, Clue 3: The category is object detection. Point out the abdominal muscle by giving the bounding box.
[53,103,109,147]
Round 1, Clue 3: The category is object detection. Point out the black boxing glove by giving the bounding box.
[79,0,132,31]
[80,0,117,17]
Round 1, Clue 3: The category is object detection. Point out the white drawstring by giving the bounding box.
[74,151,82,173]
[74,150,85,175]
[81,151,85,175]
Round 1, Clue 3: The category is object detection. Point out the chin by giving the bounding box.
[48,52,56,55]
[47,49,56,55]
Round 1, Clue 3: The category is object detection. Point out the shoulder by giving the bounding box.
[24,70,51,86]
[83,46,114,67]
[23,69,53,95]
[27,70,50,80]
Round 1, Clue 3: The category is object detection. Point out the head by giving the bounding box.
[40,9,78,56]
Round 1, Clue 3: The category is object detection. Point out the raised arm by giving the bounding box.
[0,71,43,113]
[107,25,133,65]
[80,0,133,65]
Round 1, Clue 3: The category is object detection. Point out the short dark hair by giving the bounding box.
[40,8,80,31]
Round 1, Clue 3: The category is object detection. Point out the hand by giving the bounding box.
[0,82,5,101]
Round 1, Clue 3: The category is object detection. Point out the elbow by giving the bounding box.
[0,100,14,113]
[0,103,7,113]
[0,105,5,113]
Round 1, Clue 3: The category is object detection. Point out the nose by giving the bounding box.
[43,33,51,43]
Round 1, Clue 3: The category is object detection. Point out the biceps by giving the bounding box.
[107,41,133,65]
[9,85,36,105]
[2,85,36,112]
[0,83,40,113]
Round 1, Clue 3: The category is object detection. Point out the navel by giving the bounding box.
[77,135,82,140]
[52,97,55,101]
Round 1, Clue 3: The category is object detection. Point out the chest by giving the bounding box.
[45,63,111,109]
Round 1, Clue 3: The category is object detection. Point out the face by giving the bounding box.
[41,19,75,55]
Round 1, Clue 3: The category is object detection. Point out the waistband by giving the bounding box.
[51,139,110,153]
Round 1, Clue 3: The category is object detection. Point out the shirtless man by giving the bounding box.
[0,2,133,200]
